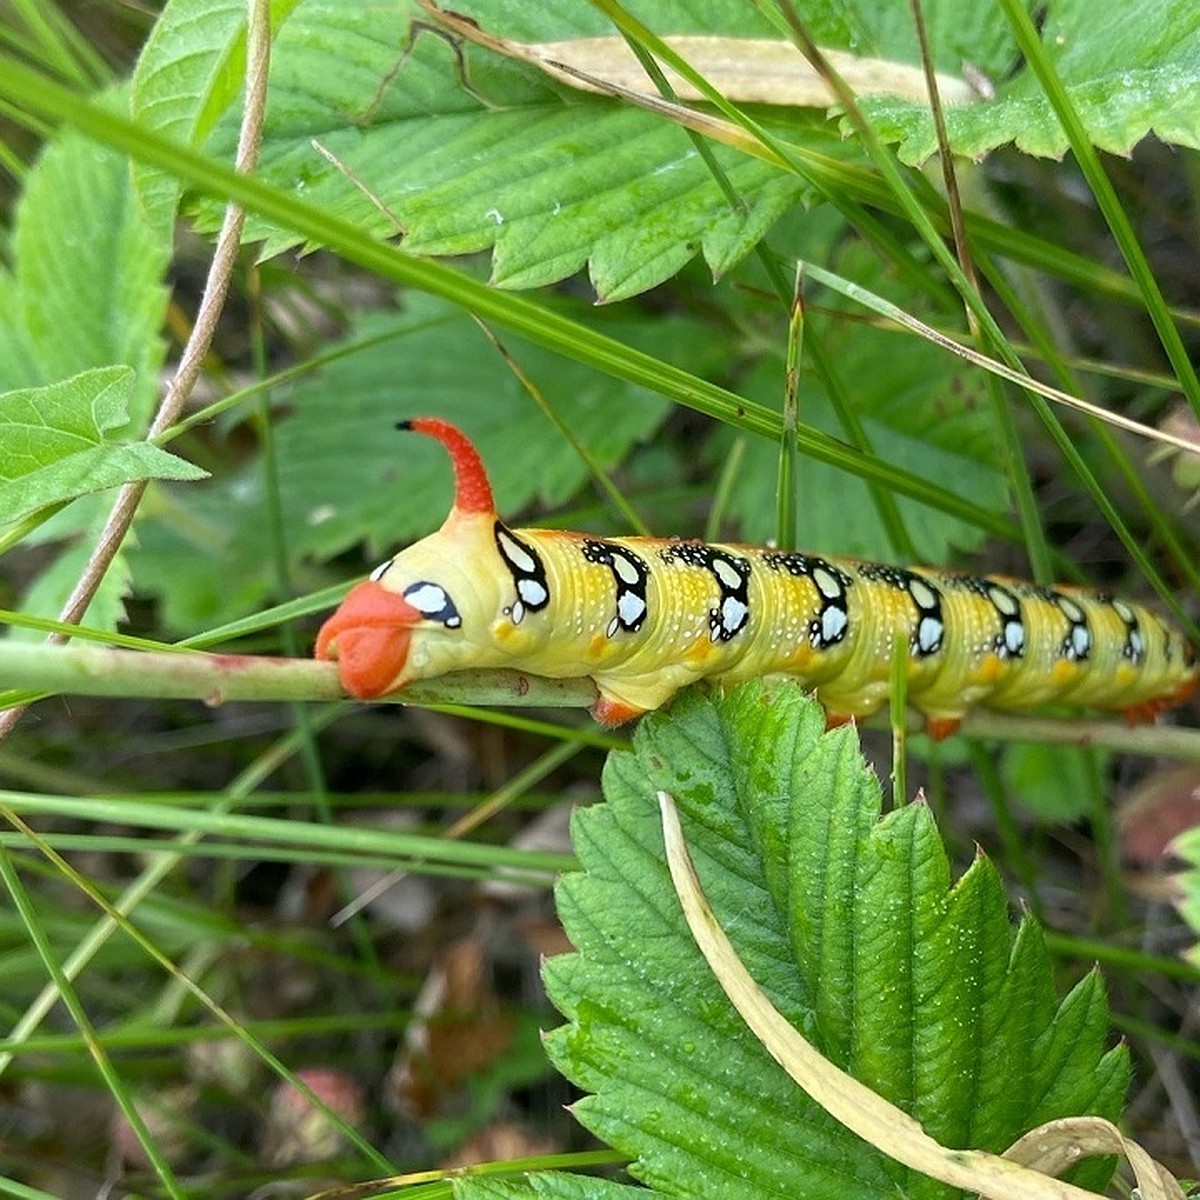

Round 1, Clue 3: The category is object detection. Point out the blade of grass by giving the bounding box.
[0,846,187,1196]
[995,0,1200,426]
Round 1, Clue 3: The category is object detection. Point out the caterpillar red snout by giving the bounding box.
[316,419,1198,736]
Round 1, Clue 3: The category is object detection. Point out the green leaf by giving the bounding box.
[14,532,133,640]
[458,1175,650,1200]
[0,368,207,526]
[191,0,819,300]
[0,91,170,418]
[176,0,1200,300]
[539,683,1127,1199]
[867,0,1200,163]
[999,743,1108,823]
[1173,828,1200,967]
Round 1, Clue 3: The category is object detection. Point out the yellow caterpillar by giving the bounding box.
[315,418,1197,738]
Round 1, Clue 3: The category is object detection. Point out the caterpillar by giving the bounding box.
[315,418,1198,738]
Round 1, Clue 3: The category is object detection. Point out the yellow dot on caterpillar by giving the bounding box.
[1051,659,1079,685]
[976,654,1003,683]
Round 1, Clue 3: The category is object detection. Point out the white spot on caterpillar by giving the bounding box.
[509,601,525,625]
[369,559,393,582]
[612,553,641,585]
[712,558,743,589]
[917,615,943,654]
[1070,624,1090,658]
[518,578,548,607]
[498,529,537,573]
[606,615,619,638]
[813,567,842,599]
[821,606,848,643]
[909,578,937,610]
[722,596,748,632]
[988,585,1018,615]
[618,591,646,627]
[1058,595,1085,623]
[1004,621,1025,654]
[1113,600,1134,622]
[406,582,449,614]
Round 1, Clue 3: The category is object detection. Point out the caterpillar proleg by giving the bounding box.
[315,419,1197,738]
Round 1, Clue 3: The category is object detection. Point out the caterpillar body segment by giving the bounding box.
[315,419,1198,737]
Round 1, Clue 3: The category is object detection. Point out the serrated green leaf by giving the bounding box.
[540,683,1127,1199]
[176,0,1200,300]
[191,0,821,301]
[0,369,207,526]
[0,91,170,418]
[457,1174,655,1200]
[866,0,1200,163]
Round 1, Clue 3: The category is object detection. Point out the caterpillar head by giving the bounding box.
[315,418,499,699]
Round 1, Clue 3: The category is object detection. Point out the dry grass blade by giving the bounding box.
[415,0,979,108]
[1003,1116,1186,1200]
[800,262,1200,458]
[657,789,1188,1200]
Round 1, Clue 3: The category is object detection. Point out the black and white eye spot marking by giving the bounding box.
[762,551,852,650]
[985,581,1025,658]
[493,523,549,626]
[582,540,649,638]
[660,542,751,642]
[1050,591,1091,661]
[1111,598,1145,664]
[369,558,394,583]
[403,581,462,628]
[859,564,944,657]
[707,552,751,642]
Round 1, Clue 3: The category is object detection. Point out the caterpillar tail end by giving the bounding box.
[1120,672,1199,726]
[591,695,647,726]
[923,716,962,741]
[315,580,421,700]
